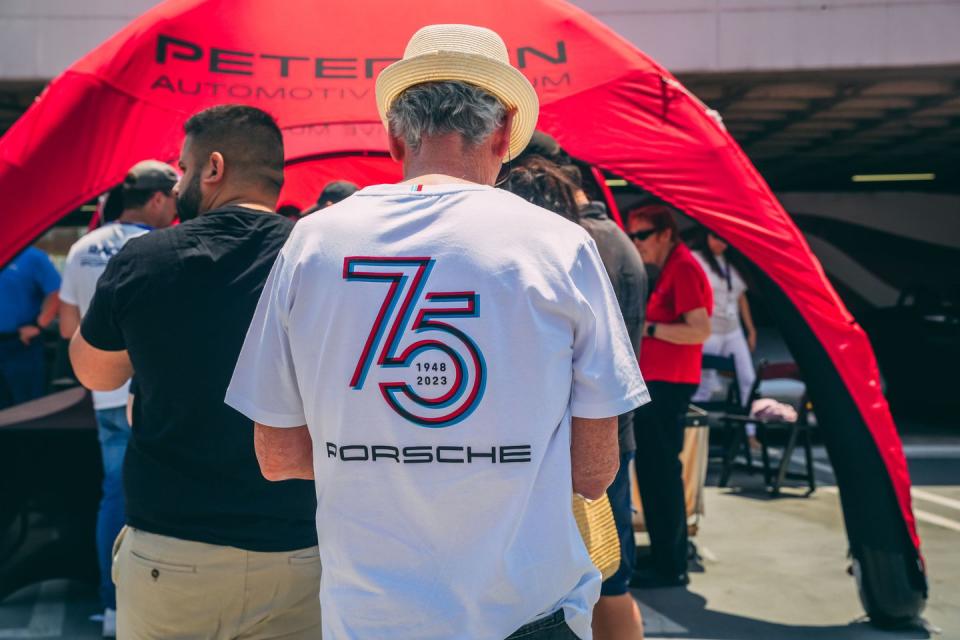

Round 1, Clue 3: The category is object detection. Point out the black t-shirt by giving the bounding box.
[81,206,317,551]
[579,201,648,454]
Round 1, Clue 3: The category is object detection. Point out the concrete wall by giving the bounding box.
[1,1,959,80]
[0,0,158,80]
[567,0,960,72]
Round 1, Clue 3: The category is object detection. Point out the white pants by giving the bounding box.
[694,329,758,436]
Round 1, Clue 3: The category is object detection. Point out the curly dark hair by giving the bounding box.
[500,155,580,222]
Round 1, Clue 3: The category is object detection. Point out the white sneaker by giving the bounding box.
[102,608,116,638]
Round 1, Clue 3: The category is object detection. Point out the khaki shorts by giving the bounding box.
[113,526,322,639]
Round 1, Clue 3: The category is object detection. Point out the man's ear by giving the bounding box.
[493,110,516,160]
[149,190,166,210]
[387,131,406,163]
[205,151,226,185]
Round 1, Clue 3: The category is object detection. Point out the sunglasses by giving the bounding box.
[628,228,657,242]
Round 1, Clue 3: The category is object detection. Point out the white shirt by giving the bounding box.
[227,183,648,640]
[60,222,149,409]
[693,251,747,335]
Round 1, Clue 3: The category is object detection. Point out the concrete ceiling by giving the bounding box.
[680,65,960,192]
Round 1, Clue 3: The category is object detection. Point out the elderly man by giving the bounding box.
[227,24,648,640]
[70,105,320,640]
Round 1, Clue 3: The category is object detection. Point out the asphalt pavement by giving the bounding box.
[2,435,958,639]
[636,436,959,640]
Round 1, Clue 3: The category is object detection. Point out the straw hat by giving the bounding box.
[375,24,539,161]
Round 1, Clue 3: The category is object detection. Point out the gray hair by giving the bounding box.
[387,81,507,152]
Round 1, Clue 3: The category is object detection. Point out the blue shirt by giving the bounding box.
[0,247,61,334]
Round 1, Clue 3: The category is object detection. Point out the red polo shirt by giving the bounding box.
[639,242,713,384]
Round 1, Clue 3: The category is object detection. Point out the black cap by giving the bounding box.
[524,131,562,159]
[123,160,179,192]
[318,180,358,206]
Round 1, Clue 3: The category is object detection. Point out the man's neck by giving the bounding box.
[206,195,274,213]
[402,137,499,186]
[116,209,150,226]
[401,173,479,186]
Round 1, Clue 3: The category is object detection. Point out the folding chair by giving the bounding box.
[723,361,817,496]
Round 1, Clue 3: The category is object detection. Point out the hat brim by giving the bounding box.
[376,51,539,163]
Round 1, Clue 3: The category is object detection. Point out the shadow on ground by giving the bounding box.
[636,587,931,640]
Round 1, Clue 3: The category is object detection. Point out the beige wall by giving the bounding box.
[0,0,158,79]
[1,1,959,80]
[570,0,960,72]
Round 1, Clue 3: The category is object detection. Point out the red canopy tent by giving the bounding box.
[0,0,926,624]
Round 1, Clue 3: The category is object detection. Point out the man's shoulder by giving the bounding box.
[578,213,619,237]
[246,211,295,249]
[116,224,172,255]
[68,225,136,255]
[484,188,592,239]
[101,225,181,279]
[487,186,573,215]
[21,246,49,266]
[198,208,294,237]
[584,219,644,269]
[21,247,57,276]
[260,211,296,234]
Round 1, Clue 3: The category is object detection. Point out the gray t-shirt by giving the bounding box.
[579,201,648,454]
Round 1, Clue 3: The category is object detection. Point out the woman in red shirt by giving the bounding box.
[626,205,712,587]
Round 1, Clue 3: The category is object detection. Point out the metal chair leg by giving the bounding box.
[802,425,816,494]
[743,423,754,473]
[719,420,737,488]
[758,422,773,487]
[773,423,801,496]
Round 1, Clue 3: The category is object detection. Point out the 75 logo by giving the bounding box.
[343,257,486,428]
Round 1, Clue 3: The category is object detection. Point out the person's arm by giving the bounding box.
[226,245,314,477]
[571,416,620,499]
[739,293,757,352]
[126,377,137,427]
[30,251,62,339]
[59,302,81,339]
[126,392,135,428]
[37,291,60,328]
[20,291,60,345]
[71,248,137,391]
[565,240,649,499]
[644,306,710,345]
[69,331,133,391]
[254,423,314,481]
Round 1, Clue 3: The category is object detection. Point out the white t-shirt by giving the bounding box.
[60,222,149,409]
[693,250,747,335]
[226,183,648,640]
